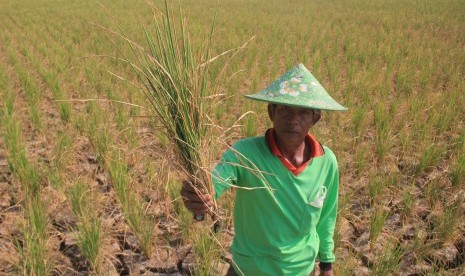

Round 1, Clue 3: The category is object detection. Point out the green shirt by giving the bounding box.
[212,135,339,275]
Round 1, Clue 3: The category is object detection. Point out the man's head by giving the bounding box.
[268,103,321,144]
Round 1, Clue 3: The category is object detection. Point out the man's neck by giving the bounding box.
[274,135,310,167]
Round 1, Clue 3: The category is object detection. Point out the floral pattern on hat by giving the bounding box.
[279,77,309,96]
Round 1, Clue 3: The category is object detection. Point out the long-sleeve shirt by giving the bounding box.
[212,130,339,275]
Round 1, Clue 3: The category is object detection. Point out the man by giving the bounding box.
[181,64,347,276]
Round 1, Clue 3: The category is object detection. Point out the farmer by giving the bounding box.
[181,64,347,276]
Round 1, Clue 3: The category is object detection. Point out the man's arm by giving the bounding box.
[211,147,240,199]
[316,163,339,265]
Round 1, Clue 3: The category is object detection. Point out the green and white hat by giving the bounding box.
[245,63,348,111]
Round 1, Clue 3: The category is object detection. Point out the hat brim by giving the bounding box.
[245,94,349,111]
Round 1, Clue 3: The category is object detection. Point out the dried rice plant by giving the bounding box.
[99,0,252,224]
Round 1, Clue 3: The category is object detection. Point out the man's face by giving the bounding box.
[268,104,321,144]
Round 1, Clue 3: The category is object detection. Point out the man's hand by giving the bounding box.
[180,180,214,216]
[319,268,334,276]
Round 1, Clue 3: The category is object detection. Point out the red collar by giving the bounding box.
[265,128,324,176]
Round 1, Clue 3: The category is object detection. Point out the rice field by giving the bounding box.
[0,0,464,275]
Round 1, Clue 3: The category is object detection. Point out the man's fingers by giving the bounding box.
[180,187,210,202]
[181,179,214,215]
[182,196,212,213]
[182,180,195,192]
[182,179,208,194]
[181,181,212,202]
[182,179,202,192]
[183,200,212,213]
[181,192,213,206]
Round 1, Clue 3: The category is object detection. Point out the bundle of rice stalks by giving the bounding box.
[102,0,251,224]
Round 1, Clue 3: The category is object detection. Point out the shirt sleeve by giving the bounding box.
[211,148,239,200]
[316,160,339,263]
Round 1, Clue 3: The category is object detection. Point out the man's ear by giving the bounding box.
[313,110,322,124]
[267,104,275,122]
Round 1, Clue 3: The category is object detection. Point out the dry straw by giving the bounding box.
[100,0,252,224]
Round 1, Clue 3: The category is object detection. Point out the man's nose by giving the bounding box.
[285,110,299,124]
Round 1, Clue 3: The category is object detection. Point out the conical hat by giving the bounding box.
[245,63,348,111]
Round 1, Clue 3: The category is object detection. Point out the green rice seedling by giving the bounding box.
[2,126,49,273]
[1,109,49,273]
[2,112,21,159]
[58,100,72,123]
[332,194,351,253]
[411,229,433,263]
[125,198,155,257]
[37,63,72,123]
[406,97,428,142]
[107,150,155,256]
[7,47,42,129]
[374,104,392,162]
[84,66,104,96]
[426,262,450,276]
[450,135,464,187]
[2,114,41,198]
[431,104,454,135]
[399,185,414,221]
[18,159,42,199]
[1,88,15,118]
[53,130,73,171]
[115,103,129,131]
[68,180,104,272]
[354,144,369,176]
[77,218,103,273]
[398,124,411,160]
[457,134,465,152]
[351,105,368,139]
[368,177,385,207]
[113,103,138,150]
[333,251,357,276]
[0,66,15,117]
[166,180,182,214]
[194,230,222,275]
[242,112,258,138]
[431,195,463,243]
[369,206,389,247]
[371,242,404,276]
[86,104,112,165]
[29,103,42,130]
[16,197,50,275]
[450,154,465,188]
[107,151,131,206]
[68,180,87,218]
[416,142,447,174]
[425,178,443,208]
[72,115,85,135]
[48,168,65,190]
[165,178,193,238]
[42,74,72,123]
[25,196,48,245]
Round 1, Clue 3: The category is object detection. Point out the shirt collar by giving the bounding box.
[265,128,324,175]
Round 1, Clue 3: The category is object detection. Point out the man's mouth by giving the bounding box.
[284,129,299,134]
